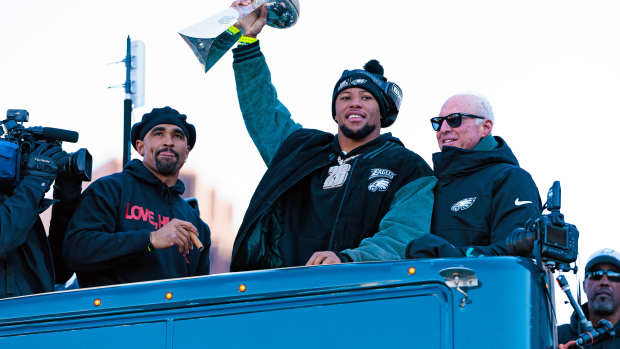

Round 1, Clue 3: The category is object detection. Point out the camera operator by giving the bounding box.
[0,143,81,298]
[558,249,620,348]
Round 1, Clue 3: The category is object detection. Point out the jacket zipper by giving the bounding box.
[327,157,359,250]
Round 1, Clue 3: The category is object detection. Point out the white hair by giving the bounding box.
[470,93,494,125]
[446,92,495,125]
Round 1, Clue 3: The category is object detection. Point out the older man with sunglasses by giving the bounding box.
[407,93,541,258]
[558,249,620,348]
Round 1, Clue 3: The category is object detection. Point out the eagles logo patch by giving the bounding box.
[368,178,391,192]
[368,168,396,192]
[451,197,477,212]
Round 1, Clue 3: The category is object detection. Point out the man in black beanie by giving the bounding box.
[207,1,435,271]
[63,107,210,288]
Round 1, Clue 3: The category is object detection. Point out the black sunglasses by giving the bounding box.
[585,269,620,282]
[430,113,486,131]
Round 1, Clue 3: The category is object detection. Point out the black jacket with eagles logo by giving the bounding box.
[428,136,541,256]
[228,41,435,271]
[230,129,433,271]
[63,159,210,288]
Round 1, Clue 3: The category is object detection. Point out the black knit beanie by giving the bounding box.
[331,60,402,128]
[131,106,196,150]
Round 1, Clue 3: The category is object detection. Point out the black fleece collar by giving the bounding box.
[432,136,519,179]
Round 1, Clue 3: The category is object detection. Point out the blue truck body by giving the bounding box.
[0,257,554,348]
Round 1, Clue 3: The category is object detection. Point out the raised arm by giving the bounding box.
[0,143,62,257]
[0,176,50,257]
[230,2,301,165]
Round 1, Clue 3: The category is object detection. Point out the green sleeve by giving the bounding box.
[341,175,437,262]
[232,41,302,165]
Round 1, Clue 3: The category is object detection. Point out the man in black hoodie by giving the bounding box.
[407,94,541,258]
[63,107,210,288]
[558,249,620,348]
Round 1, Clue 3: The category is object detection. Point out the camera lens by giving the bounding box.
[60,148,92,181]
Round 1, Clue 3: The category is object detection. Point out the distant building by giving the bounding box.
[41,158,235,274]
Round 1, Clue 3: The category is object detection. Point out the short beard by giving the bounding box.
[591,297,615,316]
[155,148,179,176]
[339,124,377,140]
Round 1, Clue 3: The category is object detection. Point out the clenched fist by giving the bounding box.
[231,0,268,37]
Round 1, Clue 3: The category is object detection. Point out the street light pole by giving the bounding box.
[123,36,132,167]
[121,36,145,167]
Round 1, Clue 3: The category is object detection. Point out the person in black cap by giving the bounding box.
[209,1,435,271]
[63,107,210,288]
[558,248,620,348]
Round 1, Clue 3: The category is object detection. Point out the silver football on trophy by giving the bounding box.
[264,0,300,28]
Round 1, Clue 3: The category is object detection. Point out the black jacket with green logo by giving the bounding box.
[231,129,433,271]
[429,136,541,256]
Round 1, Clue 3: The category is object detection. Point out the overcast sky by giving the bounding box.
[2,0,619,320]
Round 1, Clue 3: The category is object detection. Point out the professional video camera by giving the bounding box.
[507,181,579,270]
[0,109,92,189]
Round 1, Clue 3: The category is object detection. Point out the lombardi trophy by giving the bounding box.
[179,0,300,73]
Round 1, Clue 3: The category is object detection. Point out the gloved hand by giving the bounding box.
[23,143,64,182]
[406,234,465,259]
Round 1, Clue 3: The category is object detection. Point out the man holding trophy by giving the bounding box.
[186,0,436,271]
